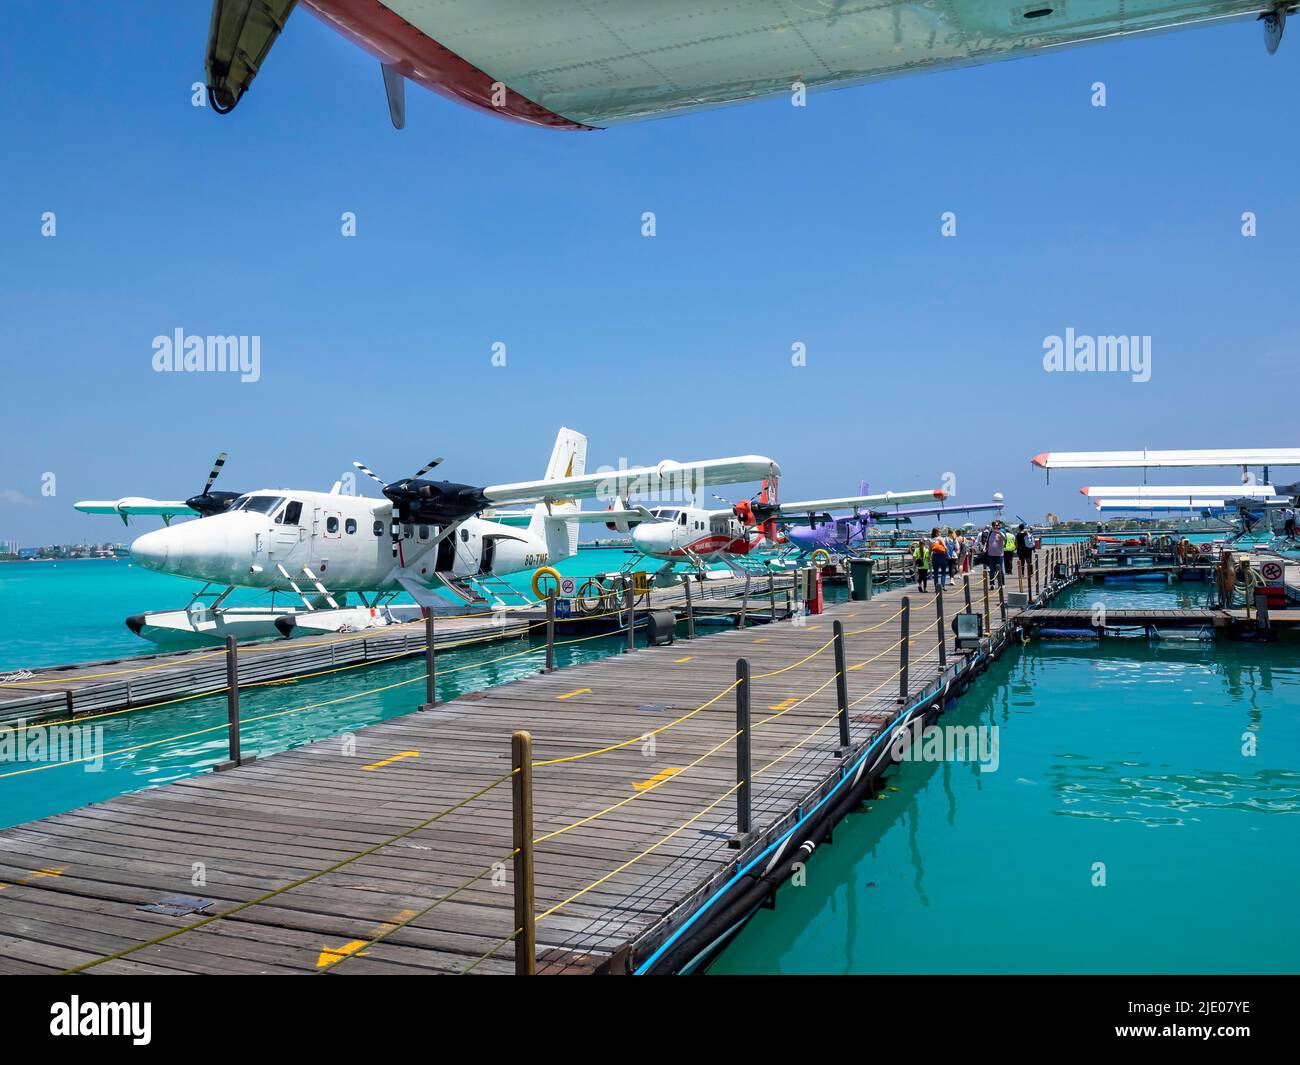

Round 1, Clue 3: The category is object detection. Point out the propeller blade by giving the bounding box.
[353,460,387,487]
[201,452,228,495]
[411,457,444,479]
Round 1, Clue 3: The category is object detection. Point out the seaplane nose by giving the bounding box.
[631,524,665,557]
[130,528,171,571]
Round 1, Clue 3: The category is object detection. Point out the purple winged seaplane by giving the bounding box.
[783,484,1005,556]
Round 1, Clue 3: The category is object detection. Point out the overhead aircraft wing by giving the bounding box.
[482,456,780,507]
[1033,449,1300,470]
[218,0,1273,131]
[75,498,200,523]
[777,489,947,516]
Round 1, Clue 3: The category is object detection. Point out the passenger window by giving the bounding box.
[345,518,357,535]
[281,500,303,525]
[418,525,430,541]
[678,513,687,525]
[460,528,469,542]
[373,520,384,537]
[326,516,340,534]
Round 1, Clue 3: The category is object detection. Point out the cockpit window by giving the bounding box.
[280,500,303,525]
[239,495,285,515]
[651,508,680,521]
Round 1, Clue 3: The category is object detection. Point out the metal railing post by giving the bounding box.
[735,659,751,838]
[898,596,910,703]
[215,636,253,770]
[684,578,696,639]
[545,590,556,673]
[833,620,850,751]
[624,578,635,653]
[963,574,972,613]
[982,569,991,633]
[935,586,947,669]
[420,610,437,709]
[511,730,536,976]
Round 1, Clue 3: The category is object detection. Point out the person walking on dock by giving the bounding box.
[1015,524,1033,576]
[1285,505,1297,538]
[912,537,931,591]
[985,520,1007,587]
[930,527,950,589]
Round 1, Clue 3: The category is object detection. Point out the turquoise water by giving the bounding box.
[0,548,642,672]
[710,581,1300,974]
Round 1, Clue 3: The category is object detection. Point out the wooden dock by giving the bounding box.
[0,555,1059,976]
[0,574,787,728]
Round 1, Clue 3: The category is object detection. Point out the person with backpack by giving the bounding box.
[1015,523,1033,576]
[929,527,950,590]
[911,537,931,591]
[985,520,1007,587]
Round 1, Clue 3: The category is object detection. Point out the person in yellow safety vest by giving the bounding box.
[912,538,931,592]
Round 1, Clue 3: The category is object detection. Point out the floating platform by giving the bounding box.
[0,575,793,728]
[0,553,1070,976]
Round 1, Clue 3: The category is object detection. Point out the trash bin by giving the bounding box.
[848,558,874,601]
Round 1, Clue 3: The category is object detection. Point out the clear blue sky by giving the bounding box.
[2,5,1297,544]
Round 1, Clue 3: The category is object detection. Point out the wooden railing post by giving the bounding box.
[833,620,850,751]
[511,730,536,976]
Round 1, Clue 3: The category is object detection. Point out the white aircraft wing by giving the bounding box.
[75,498,199,520]
[1093,499,1226,511]
[482,456,780,507]
[1033,449,1300,470]
[777,489,947,515]
[1081,485,1276,500]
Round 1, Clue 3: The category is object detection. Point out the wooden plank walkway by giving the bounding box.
[0,564,1015,976]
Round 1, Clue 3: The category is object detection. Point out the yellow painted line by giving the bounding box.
[753,637,770,643]
[0,866,63,891]
[673,656,693,663]
[362,750,419,771]
[556,688,592,700]
[633,767,683,791]
[769,697,797,711]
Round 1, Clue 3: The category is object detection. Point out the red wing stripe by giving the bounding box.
[301,0,596,130]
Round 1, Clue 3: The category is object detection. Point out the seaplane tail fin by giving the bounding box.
[528,427,587,562]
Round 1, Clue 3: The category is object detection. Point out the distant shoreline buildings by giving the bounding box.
[0,541,129,561]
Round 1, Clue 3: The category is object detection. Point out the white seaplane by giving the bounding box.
[616,486,952,576]
[75,429,780,647]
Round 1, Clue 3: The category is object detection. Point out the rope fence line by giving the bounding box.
[316,848,519,975]
[57,768,519,975]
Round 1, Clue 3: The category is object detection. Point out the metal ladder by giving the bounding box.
[276,563,340,610]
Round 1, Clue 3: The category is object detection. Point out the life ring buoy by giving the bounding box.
[810,548,832,569]
[531,566,562,599]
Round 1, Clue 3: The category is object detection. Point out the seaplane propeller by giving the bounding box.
[352,457,490,526]
[183,451,242,518]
